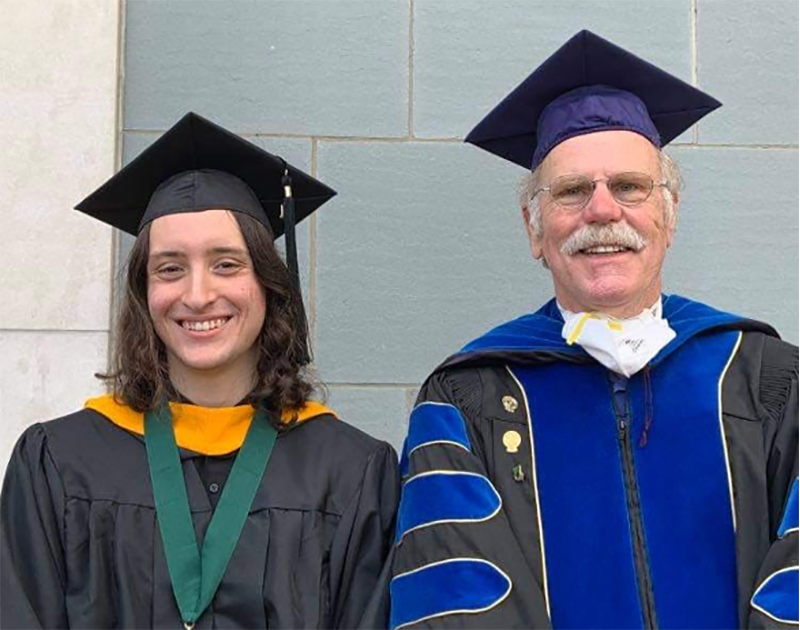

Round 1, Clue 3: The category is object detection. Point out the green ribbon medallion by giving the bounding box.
[145,402,277,628]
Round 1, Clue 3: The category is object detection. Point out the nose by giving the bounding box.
[582,181,623,224]
[182,268,217,311]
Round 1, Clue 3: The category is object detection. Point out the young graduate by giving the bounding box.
[0,113,399,629]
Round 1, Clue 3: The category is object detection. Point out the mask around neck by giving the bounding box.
[559,302,676,377]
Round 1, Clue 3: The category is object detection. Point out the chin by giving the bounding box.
[574,280,638,309]
[588,287,634,306]
[173,352,232,374]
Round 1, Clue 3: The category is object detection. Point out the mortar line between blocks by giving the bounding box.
[108,0,128,372]
[408,0,415,139]
[123,129,461,143]
[120,131,796,151]
[0,329,111,335]
[690,0,699,143]
[309,138,319,341]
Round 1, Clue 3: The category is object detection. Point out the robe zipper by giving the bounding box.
[614,385,659,629]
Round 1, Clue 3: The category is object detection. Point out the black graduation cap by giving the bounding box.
[465,30,722,169]
[75,112,336,278]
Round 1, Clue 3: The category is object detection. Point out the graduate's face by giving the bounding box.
[523,131,675,317]
[146,210,266,384]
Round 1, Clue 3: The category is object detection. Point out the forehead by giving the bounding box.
[541,130,660,178]
[148,209,247,254]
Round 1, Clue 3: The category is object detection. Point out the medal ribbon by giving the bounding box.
[145,402,277,628]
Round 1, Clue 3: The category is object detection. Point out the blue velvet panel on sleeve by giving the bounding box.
[395,472,501,544]
[406,402,471,455]
[390,558,512,629]
[777,477,799,538]
[751,568,799,624]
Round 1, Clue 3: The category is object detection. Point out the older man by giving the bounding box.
[388,31,797,629]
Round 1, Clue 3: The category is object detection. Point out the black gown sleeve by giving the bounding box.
[748,337,798,629]
[0,425,69,629]
[328,441,400,629]
[388,370,550,629]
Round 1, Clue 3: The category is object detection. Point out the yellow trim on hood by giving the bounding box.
[85,394,335,456]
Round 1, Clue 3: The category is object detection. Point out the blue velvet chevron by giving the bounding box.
[751,568,799,623]
[399,403,471,479]
[390,559,511,629]
[395,472,501,544]
[777,477,799,538]
[407,402,471,455]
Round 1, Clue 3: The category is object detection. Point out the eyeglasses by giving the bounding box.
[534,172,668,210]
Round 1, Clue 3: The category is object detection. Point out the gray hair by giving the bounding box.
[519,149,683,238]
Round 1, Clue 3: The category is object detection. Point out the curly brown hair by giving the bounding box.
[98,212,315,424]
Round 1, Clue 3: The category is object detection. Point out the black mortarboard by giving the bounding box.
[75,112,336,278]
[465,30,722,169]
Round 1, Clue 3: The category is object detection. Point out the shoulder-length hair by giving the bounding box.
[98,212,315,421]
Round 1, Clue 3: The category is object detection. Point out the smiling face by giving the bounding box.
[146,209,266,388]
[523,131,676,317]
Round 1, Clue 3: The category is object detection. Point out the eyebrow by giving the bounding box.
[149,246,249,261]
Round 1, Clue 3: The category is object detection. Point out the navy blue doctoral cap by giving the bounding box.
[75,112,336,237]
[465,30,722,170]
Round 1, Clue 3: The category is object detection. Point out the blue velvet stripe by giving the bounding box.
[512,329,741,629]
[390,559,511,629]
[778,477,799,538]
[513,363,644,629]
[628,332,739,629]
[407,402,471,455]
[394,472,501,544]
[751,568,800,623]
[459,300,577,354]
[653,296,748,367]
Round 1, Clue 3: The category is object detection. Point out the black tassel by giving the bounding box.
[280,164,299,284]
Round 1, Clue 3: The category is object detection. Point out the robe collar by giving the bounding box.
[438,294,777,373]
[85,394,335,456]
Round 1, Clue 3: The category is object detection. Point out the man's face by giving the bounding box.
[146,209,267,383]
[523,130,675,317]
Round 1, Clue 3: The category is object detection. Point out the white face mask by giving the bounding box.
[559,302,676,377]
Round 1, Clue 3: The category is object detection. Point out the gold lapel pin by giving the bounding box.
[502,395,518,413]
[503,430,522,453]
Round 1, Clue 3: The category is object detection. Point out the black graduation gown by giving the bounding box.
[0,408,399,629]
[389,296,798,629]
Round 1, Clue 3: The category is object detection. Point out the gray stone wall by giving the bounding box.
[1,0,120,474]
[121,0,799,451]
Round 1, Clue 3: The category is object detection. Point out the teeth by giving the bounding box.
[182,318,229,331]
[583,245,627,254]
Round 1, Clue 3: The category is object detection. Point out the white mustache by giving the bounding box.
[560,223,647,255]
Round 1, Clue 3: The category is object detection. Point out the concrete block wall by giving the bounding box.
[0,0,121,473]
[124,0,797,452]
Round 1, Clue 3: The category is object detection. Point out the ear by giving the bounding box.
[522,206,544,259]
[665,193,679,248]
